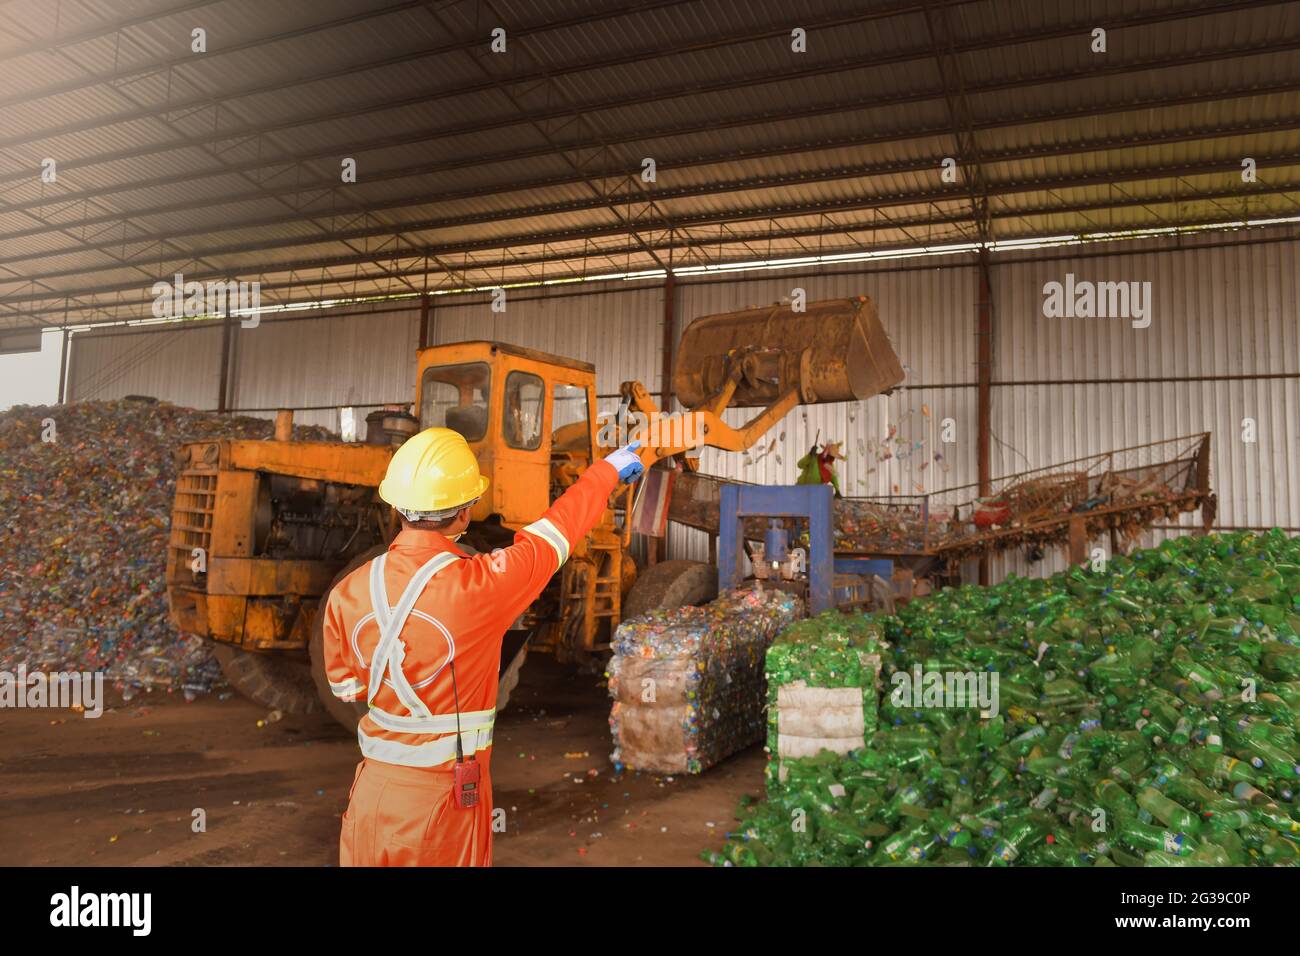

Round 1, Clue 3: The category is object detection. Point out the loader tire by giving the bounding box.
[621,559,718,622]
[496,637,529,712]
[309,545,386,733]
[213,644,319,715]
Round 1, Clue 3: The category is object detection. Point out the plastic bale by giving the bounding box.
[607,587,802,774]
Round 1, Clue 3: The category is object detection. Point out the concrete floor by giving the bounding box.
[0,656,762,866]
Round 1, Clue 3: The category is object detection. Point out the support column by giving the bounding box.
[976,249,993,586]
[650,273,677,565]
[418,292,431,349]
[661,273,676,412]
[217,307,234,413]
[57,327,71,404]
[1069,516,1089,566]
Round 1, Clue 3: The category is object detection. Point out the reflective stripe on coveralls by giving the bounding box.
[359,551,495,768]
[329,676,366,699]
[522,517,570,565]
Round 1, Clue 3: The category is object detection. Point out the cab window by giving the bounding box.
[503,371,544,450]
[420,363,490,441]
[551,382,590,452]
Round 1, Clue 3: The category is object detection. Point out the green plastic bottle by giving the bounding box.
[1231,781,1278,807]
[1183,750,1259,784]
[980,714,1007,749]
[1205,829,1248,865]
[881,786,925,824]
[1242,825,1300,864]
[927,810,972,848]
[877,820,929,863]
[1093,778,1139,817]
[1164,774,1225,813]
[1252,805,1300,838]
[1171,653,1224,699]
[1118,818,1197,857]
[1110,751,1151,786]
[1143,849,1209,867]
[1203,714,1224,752]
[1137,698,1182,741]
[1136,787,1202,835]
[1234,735,1300,779]
[1205,808,1252,831]
[986,814,1044,866]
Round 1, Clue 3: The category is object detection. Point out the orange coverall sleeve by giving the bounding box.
[465,458,620,625]
[322,580,367,701]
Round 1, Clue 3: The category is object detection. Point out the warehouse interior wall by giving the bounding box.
[426,283,667,405]
[61,227,1299,584]
[230,302,421,432]
[68,321,226,411]
[990,233,1300,580]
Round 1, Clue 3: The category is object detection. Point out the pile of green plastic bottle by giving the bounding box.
[764,613,886,786]
[704,530,1300,866]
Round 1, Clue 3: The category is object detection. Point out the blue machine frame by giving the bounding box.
[718,483,836,614]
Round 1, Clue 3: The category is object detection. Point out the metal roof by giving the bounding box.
[1,0,1298,330]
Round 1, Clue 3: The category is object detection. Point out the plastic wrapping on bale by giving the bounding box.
[608,587,802,774]
[706,530,1300,867]
[765,613,886,787]
[0,400,335,699]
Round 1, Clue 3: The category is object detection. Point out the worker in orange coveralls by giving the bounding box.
[322,427,644,866]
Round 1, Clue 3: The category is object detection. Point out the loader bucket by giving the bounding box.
[672,296,904,408]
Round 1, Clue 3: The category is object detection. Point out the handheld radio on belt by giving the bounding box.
[448,661,480,809]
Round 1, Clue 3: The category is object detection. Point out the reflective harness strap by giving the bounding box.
[367,551,461,720]
[359,550,498,768]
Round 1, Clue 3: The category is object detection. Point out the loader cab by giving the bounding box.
[414,341,598,529]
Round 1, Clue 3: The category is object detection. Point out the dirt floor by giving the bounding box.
[0,656,762,866]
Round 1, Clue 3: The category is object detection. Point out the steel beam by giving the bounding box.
[8,183,1300,321]
[12,149,1300,277]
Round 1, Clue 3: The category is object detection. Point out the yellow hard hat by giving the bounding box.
[378,427,489,515]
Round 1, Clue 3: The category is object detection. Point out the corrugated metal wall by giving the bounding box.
[68,302,421,432]
[427,283,666,403]
[231,302,420,431]
[989,236,1300,580]
[68,321,225,411]
[64,231,1299,585]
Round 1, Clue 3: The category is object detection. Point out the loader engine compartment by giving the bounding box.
[254,474,384,562]
[166,441,389,652]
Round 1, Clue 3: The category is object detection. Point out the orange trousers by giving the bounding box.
[339,758,493,867]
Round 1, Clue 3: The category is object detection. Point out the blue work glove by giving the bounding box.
[606,440,644,483]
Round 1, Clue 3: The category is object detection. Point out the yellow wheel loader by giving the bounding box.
[165,297,903,726]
